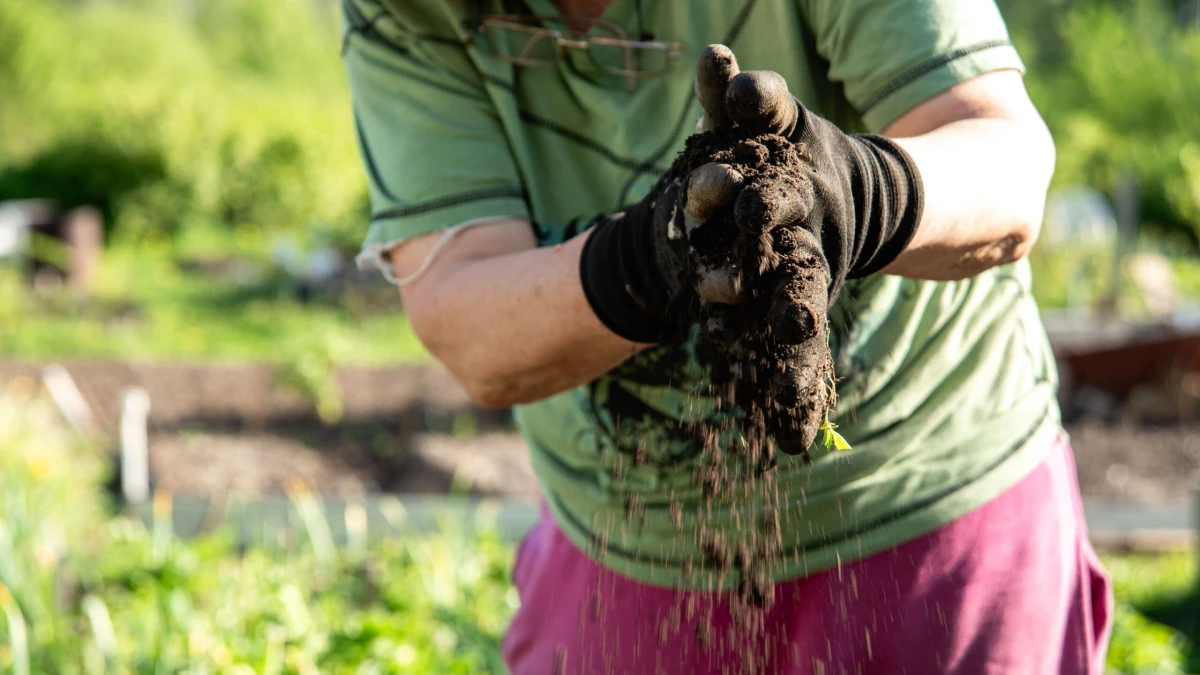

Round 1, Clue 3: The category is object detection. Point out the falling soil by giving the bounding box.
[613,127,838,671]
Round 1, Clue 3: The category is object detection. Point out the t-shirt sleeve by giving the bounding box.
[342,0,529,278]
[799,0,1025,132]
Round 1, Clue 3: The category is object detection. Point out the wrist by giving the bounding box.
[578,205,673,344]
[845,133,924,277]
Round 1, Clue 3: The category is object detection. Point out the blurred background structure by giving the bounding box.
[0,0,1198,672]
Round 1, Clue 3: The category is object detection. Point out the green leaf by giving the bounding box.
[818,420,852,451]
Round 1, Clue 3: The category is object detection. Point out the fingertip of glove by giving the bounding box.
[698,45,738,76]
[726,71,798,136]
[696,45,740,128]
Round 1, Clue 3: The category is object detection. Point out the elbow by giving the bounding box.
[1006,119,1056,264]
[398,263,523,411]
[979,116,1056,269]
[974,202,1042,270]
[449,358,519,409]
[461,376,518,410]
[991,220,1038,267]
[427,347,519,410]
[408,311,517,410]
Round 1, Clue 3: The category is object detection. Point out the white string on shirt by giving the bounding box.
[360,216,513,287]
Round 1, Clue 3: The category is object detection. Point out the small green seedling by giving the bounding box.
[818,419,851,451]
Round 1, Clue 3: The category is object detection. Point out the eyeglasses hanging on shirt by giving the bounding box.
[466,14,684,92]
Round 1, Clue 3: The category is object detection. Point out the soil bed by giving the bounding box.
[1,360,1193,503]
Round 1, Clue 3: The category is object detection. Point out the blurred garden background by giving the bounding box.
[0,0,1198,672]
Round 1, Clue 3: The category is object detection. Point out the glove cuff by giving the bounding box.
[579,205,672,344]
[846,134,924,277]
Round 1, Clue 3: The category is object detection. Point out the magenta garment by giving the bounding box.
[502,436,1113,675]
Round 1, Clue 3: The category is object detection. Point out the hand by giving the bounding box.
[681,45,925,455]
[691,45,925,307]
[580,45,922,350]
[578,75,750,345]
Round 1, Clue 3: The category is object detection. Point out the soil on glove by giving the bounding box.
[676,130,836,464]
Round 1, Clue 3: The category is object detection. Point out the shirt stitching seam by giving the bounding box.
[370,187,527,222]
[478,75,670,175]
[858,39,1013,114]
[341,0,402,56]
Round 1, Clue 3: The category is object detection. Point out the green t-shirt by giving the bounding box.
[344,0,1061,588]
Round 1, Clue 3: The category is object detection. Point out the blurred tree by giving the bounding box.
[1000,0,1200,250]
[0,0,363,246]
[0,138,169,234]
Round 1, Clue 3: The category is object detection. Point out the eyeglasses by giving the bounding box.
[469,14,684,92]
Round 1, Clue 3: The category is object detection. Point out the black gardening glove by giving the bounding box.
[682,45,926,457]
[694,45,925,307]
[579,95,747,345]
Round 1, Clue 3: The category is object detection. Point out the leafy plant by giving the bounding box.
[0,383,517,673]
[1102,552,1199,675]
[0,0,366,244]
[1003,0,1200,249]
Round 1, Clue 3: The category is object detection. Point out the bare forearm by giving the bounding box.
[881,73,1056,280]
[399,228,643,408]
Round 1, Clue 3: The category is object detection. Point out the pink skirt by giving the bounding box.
[502,435,1113,675]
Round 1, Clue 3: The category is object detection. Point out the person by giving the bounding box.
[342,0,1113,672]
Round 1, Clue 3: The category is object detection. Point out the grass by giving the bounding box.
[1104,551,1200,675]
[0,381,1195,674]
[0,227,427,367]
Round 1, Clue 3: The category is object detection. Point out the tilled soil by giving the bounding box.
[1067,419,1200,503]
[150,431,537,498]
[3,361,1194,503]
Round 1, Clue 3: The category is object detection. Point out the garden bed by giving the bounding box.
[1,359,1195,506]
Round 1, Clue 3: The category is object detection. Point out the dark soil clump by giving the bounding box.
[672,129,835,468]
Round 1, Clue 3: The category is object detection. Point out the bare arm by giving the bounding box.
[391,70,1052,407]
[390,222,644,408]
[881,70,1055,279]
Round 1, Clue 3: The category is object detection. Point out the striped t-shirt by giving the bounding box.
[344,0,1060,588]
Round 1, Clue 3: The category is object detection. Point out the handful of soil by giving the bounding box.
[673,128,837,466]
[656,127,840,613]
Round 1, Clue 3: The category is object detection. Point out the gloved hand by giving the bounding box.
[682,44,926,457]
[578,77,748,345]
[692,44,925,309]
[579,44,923,349]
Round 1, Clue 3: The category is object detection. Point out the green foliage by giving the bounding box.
[1102,552,1199,674]
[0,231,428,366]
[1027,237,1200,311]
[0,386,516,674]
[1003,0,1200,248]
[278,333,350,424]
[0,383,111,674]
[0,0,365,245]
[817,419,851,452]
[0,137,169,232]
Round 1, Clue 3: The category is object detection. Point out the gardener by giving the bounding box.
[343,1,1113,673]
